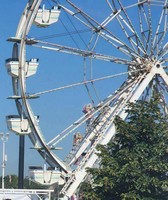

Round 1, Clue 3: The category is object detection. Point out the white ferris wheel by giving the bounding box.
[5,0,168,199]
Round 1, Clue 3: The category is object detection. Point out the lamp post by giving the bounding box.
[0,133,9,189]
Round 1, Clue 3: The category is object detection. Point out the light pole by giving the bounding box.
[0,132,9,189]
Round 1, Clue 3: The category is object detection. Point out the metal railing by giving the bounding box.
[0,189,54,200]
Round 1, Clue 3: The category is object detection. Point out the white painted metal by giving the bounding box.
[6,0,168,199]
[0,189,54,200]
[29,168,65,185]
[60,64,168,197]
[0,133,9,189]
[34,5,60,27]
[6,115,31,135]
[5,58,38,78]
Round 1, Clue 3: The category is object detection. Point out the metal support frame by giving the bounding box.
[0,188,54,200]
[0,133,9,189]
[18,135,25,189]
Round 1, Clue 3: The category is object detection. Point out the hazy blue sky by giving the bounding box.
[0,0,165,177]
[0,1,27,175]
[0,0,125,176]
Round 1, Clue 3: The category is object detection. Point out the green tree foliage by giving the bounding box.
[81,97,168,200]
[3,175,18,189]
[0,174,47,189]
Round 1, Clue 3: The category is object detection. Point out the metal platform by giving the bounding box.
[0,189,54,200]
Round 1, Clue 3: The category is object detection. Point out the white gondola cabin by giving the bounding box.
[34,5,61,27]
[6,115,31,135]
[5,58,39,78]
[29,166,65,185]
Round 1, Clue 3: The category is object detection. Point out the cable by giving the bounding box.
[36,29,91,40]
[52,0,88,49]
[83,58,95,105]
[28,68,146,97]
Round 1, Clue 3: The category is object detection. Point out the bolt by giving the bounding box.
[156,64,160,68]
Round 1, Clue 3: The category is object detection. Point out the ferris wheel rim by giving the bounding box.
[15,0,168,168]
[8,0,168,197]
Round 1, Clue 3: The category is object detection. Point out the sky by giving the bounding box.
[0,0,125,177]
[0,0,165,178]
[0,1,27,175]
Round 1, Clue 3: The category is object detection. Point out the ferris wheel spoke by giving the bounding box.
[159,57,168,64]
[98,8,145,58]
[138,1,157,53]
[8,36,137,64]
[98,11,146,58]
[60,1,143,59]
[97,2,149,59]
[30,39,135,65]
[116,0,147,55]
[158,43,167,58]
[48,77,139,149]
[158,44,168,61]
[152,1,168,56]
[60,1,100,31]
[105,1,147,56]
[150,0,167,6]
[100,9,121,29]
[28,69,145,98]
[106,0,114,11]
[86,33,99,52]
[138,2,151,52]
[147,0,155,56]
[66,74,148,167]
[98,31,141,59]
[115,13,146,55]
[159,44,168,60]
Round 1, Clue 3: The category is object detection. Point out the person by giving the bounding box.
[82,103,93,124]
[71,193,77,200]
[73,132,83,147]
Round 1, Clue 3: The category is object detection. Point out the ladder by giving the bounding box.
[60,76,144,197]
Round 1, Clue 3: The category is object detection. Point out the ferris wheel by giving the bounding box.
[5,0,168,199]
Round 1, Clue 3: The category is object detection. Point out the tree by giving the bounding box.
[81,97,168,200]
[2,175,18,189]
[0,174,47,190]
